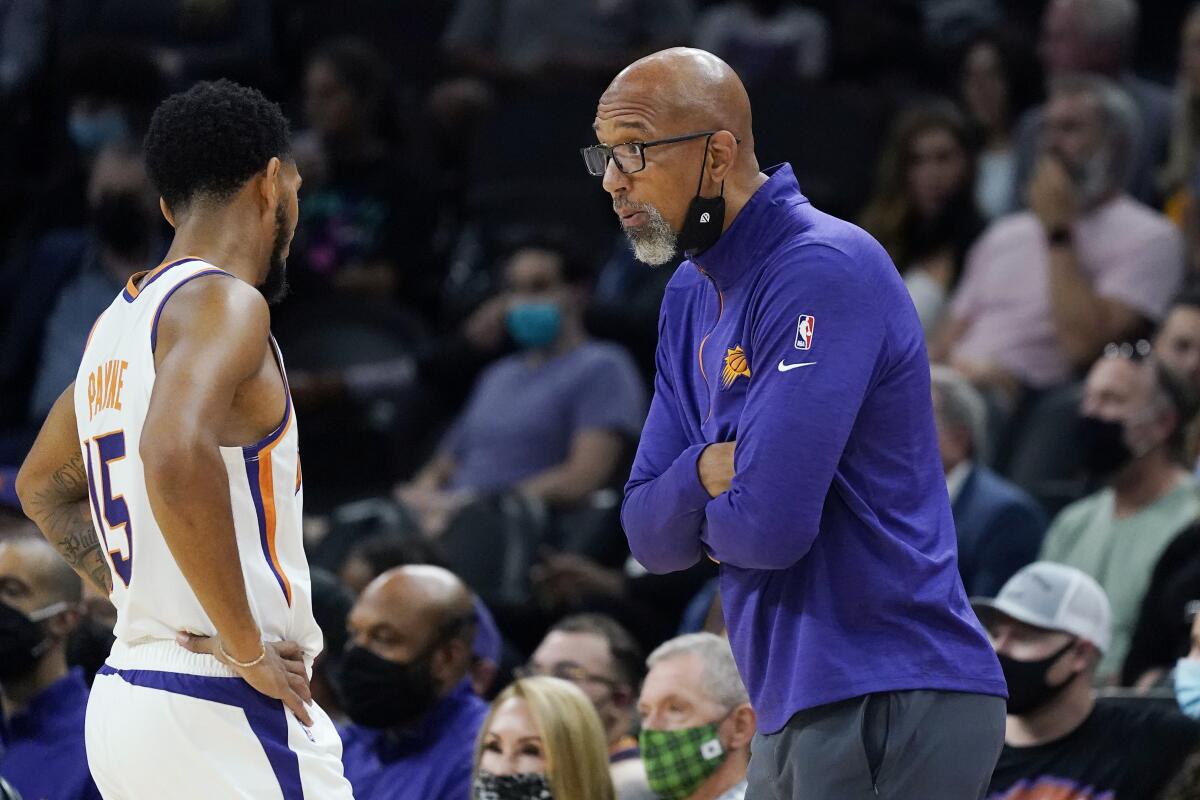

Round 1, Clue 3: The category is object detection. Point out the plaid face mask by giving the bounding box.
[640,722,727,800]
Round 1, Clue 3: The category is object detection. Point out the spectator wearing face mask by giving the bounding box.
[394,240,646,536]
[976,562,1200,799]
[473,675,615,800]
[0,143,166,443]
[1174,606,1200,719]
[337,565,488,800]
[1039,347,1199,681]
[0,535,100,800]
[638,634,754,800]
[933,75,1184,408]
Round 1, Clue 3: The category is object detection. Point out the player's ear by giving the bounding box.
[260,156,283,217]
[159,198,176,228]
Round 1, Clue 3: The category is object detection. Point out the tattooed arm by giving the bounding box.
[16,384,113,595]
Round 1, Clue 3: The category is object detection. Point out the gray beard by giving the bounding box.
[623,203,678,266]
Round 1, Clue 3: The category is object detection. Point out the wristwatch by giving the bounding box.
[1047,226,1073,247]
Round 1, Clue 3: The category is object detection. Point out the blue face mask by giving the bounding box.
[506,302,562,350]
[1176,658,1200,718]
[69,109,130,153]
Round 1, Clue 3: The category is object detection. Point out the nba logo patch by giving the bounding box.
[795,315,815,350]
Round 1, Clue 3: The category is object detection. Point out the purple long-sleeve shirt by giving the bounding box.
[622,164,1006,733]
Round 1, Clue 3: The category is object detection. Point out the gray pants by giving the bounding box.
[746,690,1006,799]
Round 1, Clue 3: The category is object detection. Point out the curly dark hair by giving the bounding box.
[144,79,291,210]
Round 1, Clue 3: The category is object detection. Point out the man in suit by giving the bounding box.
[932,366,1047,597]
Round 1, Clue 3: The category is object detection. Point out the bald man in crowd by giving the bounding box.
[592,48,1008,797]
[336,565,487,800]
[0,534,101,800]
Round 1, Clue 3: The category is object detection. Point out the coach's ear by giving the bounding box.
[159,198,176,228]
[259,156,283,219]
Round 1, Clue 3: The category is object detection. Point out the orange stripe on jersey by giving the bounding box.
[256,413,293,606]
[122,256,204,300]
[294,454,302,495]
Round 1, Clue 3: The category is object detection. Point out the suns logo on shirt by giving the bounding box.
[721,345,751,389]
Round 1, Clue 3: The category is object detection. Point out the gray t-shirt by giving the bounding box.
[443,340,646,492]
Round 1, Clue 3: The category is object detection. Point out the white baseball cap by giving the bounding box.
[971,562,1113,654]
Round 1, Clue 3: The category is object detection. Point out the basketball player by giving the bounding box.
[16,80,353,799]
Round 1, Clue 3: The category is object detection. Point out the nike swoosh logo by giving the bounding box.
[778,360,817,372]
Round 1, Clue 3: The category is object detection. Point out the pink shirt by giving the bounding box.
[949,196,1184,388]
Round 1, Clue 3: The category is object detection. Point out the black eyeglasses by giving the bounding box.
[581,130,726,176]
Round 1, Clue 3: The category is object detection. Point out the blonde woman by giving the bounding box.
[473,676,615,800]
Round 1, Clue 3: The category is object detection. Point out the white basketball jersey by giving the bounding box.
[74,258,322,659]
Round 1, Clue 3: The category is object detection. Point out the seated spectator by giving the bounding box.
[638,633,754,800]
[1155,287,1200,402]
[473,675,615,800]
[338,565,488,800]
[931,366,1046,596]
[975,562,1200,799]
[937,74,1184,404]
[26,144,166,422]
[1123,519,1200,689]
[8,42,164,248]
[522,614,653,800]
[0,535,100,800]
[861,101,985,335]
[1040,347,1199,680]
[395,240,646,535]
[692,0,830,86]
[957,27,1043,220]
[1011,0,1173,208]
[1,143,165,435]
[441,0,693,84]
[1174,605,1200,718]
[286,38,433,308]
[1160,4,1200,271]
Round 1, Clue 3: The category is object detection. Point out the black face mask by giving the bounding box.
[91,192,151,257]
[1077,415,1134,483]
[998,638,1079,715]
[473,771,554,800]
[0,600,66,682]
[334,643,442,729]
[677,135,726,256]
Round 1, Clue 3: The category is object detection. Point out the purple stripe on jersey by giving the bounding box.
[121,258,203,303]
[242,338,294,460]
[245,455,291,602]
[96,665,304,799]
[149,269,233,353]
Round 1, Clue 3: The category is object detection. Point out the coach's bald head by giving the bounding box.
[592,48,767,265]
[347,565,477,692]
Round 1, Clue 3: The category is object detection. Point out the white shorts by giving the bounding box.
[85,640,353,800]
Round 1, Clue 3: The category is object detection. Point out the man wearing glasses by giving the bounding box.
[591,48,1008,797]
[521,614,653,800]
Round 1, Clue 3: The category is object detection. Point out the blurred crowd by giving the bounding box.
[7,0,1200,798]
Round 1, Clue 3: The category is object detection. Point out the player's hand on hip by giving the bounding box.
[699,441,736,497]
[176,632,315,726]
